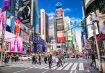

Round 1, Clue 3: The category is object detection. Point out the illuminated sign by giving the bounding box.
[56,9,63,17]
[0,11,6,33]
[57,24,64,31]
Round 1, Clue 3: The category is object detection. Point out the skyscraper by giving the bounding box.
[40,9,49,42]
[56,2,65,51]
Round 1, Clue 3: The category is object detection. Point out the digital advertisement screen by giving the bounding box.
[6,16,13,32]
[2,0,11,11]
[10,36,23,53]
[56,19,63,24]
[21,0,31,24]
[0,11,6,33]
[57,24,64,31]
[57,37,65,43]
[14,17,21,34]
[5,31,23,53]
[56,9,63,17]
[57,31,64,37]
[57,31,65,42]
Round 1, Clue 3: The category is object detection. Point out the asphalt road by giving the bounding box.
[0,58,99,73]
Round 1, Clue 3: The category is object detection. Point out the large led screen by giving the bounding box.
[0,11,6,33]
[56,19,63,24]
[14,17,21,35]
[57,37,65,43]
[57,31,65,42]
[5,31,23,53]
[21,0,31,24]
[57,24,64,31]
[2,0,11,11]
[56,9,63,17]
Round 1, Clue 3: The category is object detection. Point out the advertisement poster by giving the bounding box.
[20,0,31,24]
[56,9,63,17]
[2,0,11,11]
[14,17,21,35]
[0,11,6,33]
[5,31,23,53]
[57,31,65,42]
[11,35,23,53]
[6,16,13,32]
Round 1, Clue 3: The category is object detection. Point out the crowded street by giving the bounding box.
[0,0,105,73]
[0,57,99,73]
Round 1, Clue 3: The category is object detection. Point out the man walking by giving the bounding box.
[48,54,52,69]
[91,53,96,67]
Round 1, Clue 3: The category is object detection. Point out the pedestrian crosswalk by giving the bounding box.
[9,62,85,71]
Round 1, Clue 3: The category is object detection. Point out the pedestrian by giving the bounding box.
[44,56,47,64]
[38,55,41,64]
[55,56,59,67]
[32,55,35,64]
[91,53,96,67]
[61,54,65,64]
[48,54,52,69]
[59,56,63,67]
[76,54,79,59]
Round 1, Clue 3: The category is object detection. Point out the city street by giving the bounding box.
[0,58,99,73]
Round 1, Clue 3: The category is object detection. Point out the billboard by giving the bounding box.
[14,17,21,35]
[57,24,64,31]
[2,0,11,11]
[0,11,6,33]
[21,0,31,24]
[57,31,65,42]
[56,8,63,17]
[6,16,13,32]
[21,30,29,43]
[56,19,63,24]
[5,31,23,53]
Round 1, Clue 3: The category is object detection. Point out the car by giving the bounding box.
[19,55,32,61]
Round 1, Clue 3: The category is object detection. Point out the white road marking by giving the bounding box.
[42,69,50,73]
[70,70,73,73]
[79,63,84,70]
[51,65,58,70]
[71,63,78,70]
[44,63,56,69]
[63,63,73,70]
[56,63,68,70]
[13,68,31,73]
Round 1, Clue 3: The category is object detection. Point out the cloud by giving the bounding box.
[64,8,71,12]
[47,12,55,17]
[70,17,82,27]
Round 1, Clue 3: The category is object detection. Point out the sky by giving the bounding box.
[38,0,82,18]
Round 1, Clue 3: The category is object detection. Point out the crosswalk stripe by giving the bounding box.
[71,63,78,70]
[39,64,49,69]
[44,63,56,69]
[79,63,84,70]
[70,70,73,73]
[56,63,68,70]
[51,65,58,70]
[63,63,73,70]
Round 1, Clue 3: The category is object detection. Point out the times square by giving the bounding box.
[0,0,105,73]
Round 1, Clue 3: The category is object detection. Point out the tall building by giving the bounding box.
[47,16,56,52]
[64,16,73,50]
[55,2,65,51]
[40,9,49,42]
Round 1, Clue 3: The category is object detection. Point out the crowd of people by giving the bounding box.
[31,54,65,69]
[2,55,19,64]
